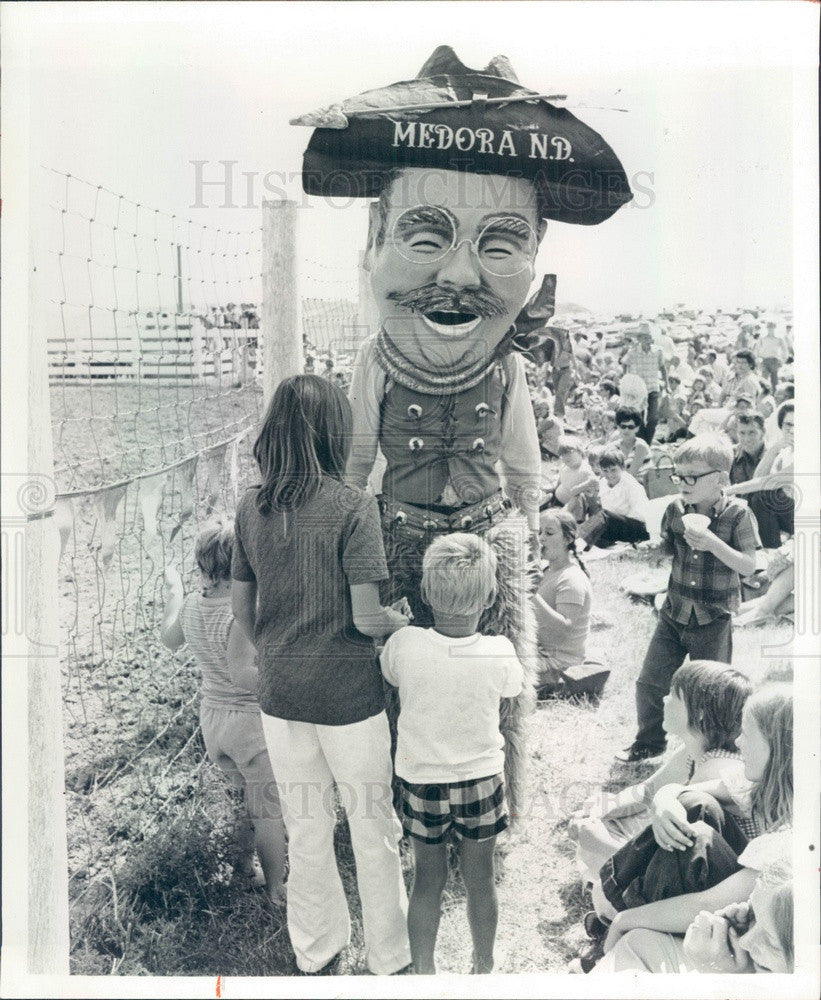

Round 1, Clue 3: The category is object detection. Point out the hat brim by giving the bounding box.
[300,81,632,225]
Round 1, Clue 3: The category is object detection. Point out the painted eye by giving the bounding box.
[409,437,424,451]
[407,234,450,253]
[460,515,474,529]
[479,238,516,258]
[407,404,423,419]
[472,438,486,453]
[475,402,491,418]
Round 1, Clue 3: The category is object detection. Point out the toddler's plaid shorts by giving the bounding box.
[399,773,508,844]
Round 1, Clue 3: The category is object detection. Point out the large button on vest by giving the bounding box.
[379,364,505,507]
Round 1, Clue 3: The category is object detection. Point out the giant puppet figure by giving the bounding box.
[292,47,632,822]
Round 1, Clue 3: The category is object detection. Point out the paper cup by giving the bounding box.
[681,512,710,533]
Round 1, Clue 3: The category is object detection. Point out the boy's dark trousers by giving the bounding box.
[582,511,650,548]
[600,791,748,912]
[634,607,733,750]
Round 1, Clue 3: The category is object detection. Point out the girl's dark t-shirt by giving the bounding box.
[232,478,389,726]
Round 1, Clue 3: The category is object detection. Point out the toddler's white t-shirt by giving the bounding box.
[380,627,524,784]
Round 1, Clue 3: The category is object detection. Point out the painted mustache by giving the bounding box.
[387,283,507,318]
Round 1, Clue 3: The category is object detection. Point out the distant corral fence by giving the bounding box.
[44,169,371,392]
[48,311,260,385]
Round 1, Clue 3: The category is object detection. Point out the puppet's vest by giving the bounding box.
[379,361,507,508]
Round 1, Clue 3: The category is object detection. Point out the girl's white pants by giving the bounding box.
[260,710,410,975]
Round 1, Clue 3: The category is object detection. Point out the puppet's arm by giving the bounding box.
[499,352,542,533]
[346,336,386,490]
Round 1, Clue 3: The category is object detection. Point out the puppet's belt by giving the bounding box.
[377,490,512,538]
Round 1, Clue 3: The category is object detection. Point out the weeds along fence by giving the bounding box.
[36,168,371,974]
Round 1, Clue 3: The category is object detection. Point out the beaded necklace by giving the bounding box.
[375,325,517,395]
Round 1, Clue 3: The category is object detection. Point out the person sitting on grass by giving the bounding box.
[534,398,562,459]
[591,685,792,966]
[655,376,689,443]
[380,534,525,975]
[570,660,754,888]
[698,367,723,407]
[725,401,794,549]
[591,856,794,974]
[160,521,287,904]
[549,438,598,522]
[616,433,759,764]
[735,539,795,627]
[599,379,621,412]
[580,445,604,517]
[721,350,760,408]
[532,509,600,698]
[611,406,652,479]
[721,394,755,445]
[577,446,650,550]
[686,374,709,416]
[729,413,767,488]
[588,409,617,447]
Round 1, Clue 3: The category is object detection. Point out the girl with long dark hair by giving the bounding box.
[232,375,412,975]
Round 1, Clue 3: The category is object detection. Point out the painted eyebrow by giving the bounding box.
[478,214,535,238]
[394,205,456,229]
[478,212,534,228]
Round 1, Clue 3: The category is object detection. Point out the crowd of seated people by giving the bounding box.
[524,310,795,629]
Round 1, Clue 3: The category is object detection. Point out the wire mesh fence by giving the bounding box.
[42,168,366,972]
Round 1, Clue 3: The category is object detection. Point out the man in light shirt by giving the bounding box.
[621,326,667,444]
[755,320,788,393]
[578,446,650,549]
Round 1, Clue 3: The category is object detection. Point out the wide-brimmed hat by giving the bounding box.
[292,45,632,225]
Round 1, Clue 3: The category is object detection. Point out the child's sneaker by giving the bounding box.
[568,938,605,973]
[583,910,610,940]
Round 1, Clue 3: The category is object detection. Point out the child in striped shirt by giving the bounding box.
[161,521,286,903]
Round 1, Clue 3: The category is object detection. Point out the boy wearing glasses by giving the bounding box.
[616,434,759,762]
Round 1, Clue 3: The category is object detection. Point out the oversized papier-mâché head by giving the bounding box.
[292,46,632,370]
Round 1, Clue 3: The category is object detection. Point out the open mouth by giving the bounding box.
[422,310,482,336]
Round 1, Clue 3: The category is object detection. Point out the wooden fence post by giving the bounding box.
[191,317,206,384]
[26,185,71,975]
[261,200,302,406]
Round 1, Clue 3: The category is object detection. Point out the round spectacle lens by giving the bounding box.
[390,206,537,277]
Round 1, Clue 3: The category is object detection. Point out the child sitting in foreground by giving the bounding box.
[571,660,755,887]
[380,534,525,975]
[592,856,794,974]
[591,684,792,966]
[161,521,286,903]
[573,679,789,974]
